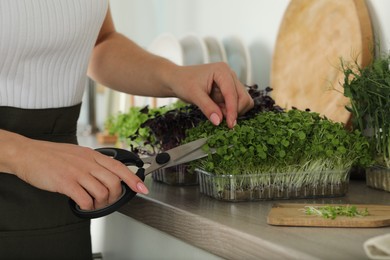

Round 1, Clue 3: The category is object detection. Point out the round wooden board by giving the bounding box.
[271,0,373,123]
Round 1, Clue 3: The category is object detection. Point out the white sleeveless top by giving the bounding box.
[0,0,108,109]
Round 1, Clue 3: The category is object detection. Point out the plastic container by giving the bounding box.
[366,166,390,192]
[152,164,198,186]
[196,169,350,201]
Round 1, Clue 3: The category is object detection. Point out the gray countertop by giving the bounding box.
[119,177,390,260]
[79,135,390,259]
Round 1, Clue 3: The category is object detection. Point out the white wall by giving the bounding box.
[109,0,390,86]
[109,0,290,86]
[367,0,390,53]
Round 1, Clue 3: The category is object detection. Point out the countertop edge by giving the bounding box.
[119,195,317,260]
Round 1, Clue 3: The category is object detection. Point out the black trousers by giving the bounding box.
[0,104,92,260]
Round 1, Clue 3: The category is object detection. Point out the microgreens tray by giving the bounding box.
[196,168,350,201]
[366,166,390,192]
[152,164,198,186]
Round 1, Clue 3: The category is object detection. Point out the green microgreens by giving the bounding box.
[107,84,278,157]
[185,109,372,178]
[341,53,390,168]
[105,101,187,154]
[303,205,369,220]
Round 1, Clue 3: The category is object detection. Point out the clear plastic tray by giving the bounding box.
[151,164,198,186]
[366,166,390,192]
[196,169,350,201]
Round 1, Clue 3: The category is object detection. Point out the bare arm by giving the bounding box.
[88,7,254,128]
[87,8,175,97]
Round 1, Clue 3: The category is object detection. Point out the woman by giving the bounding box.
[0,1,253,259]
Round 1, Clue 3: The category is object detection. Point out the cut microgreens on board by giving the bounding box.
[303,205,369,220]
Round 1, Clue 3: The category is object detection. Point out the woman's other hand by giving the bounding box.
[169,62,254,128]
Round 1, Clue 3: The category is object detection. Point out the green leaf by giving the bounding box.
[281,139,290,147]
[278,150,286,158]
[297,131,306,140]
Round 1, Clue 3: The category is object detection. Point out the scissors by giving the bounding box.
[69,137,209,219]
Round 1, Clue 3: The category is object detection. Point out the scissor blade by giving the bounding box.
[150,142,217,172]
[166,137,208,162]
[169,146,212,165]
[143,137,208,174]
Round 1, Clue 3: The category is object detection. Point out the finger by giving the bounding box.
[78,174,111,210]
[191,89,224,126]
[210,84,224,103]
[64,181,94,210]
[93,151,149,195]
[216,77,254,117]
[89,168,122,205]
[210,85,228,117]
[212,70,239,128]
[236,83,255,116]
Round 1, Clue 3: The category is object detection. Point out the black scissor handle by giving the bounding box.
[69,148,145,219]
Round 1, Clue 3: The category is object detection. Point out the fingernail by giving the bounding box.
[210,113,221,126]
[136,182,149,194]
[232,120,237,128]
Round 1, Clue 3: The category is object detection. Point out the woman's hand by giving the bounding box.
[2,131,148,210]
[169,62,254,128]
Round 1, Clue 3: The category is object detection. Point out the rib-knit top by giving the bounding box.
[0,0,108,109]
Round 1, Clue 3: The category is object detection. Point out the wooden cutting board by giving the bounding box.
[267,203,390,227]
[271,0,373,124]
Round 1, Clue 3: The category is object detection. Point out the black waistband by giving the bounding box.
[0,103,81,143]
